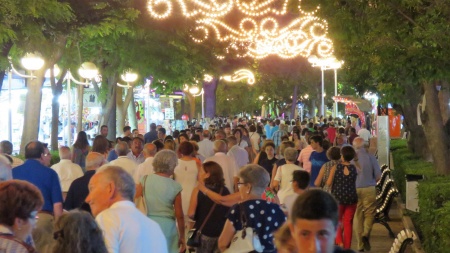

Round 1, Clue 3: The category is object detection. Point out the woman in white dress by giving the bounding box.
[174,141,200,231]
[272,147,303,204]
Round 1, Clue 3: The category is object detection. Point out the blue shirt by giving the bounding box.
[264,124,272,139]
[355,148,381,188]
[309,150,329,186]
[107,149,118,162]
[12,159,63,212]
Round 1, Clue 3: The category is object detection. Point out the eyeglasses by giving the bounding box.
[43,153,50,157]
[237,182,246,188]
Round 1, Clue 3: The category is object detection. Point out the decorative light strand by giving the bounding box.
[147,0,334,59]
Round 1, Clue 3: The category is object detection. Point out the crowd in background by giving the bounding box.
[0,114,380,253]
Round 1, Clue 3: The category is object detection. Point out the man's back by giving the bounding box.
[108,157,138,177]
[13,159,63,212]
[134,157,154,183]
[357,128,371,142]
[51,159,84,192]
[144,130,158,144]
[198,139,215,158]
[96,201,167,253]
[227,145,249,169]
[355,148,381,188]
[64,170,96,212]
[205,153,238,193]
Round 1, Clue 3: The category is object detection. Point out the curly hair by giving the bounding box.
[52,210,107,253]
[0,180,43,226]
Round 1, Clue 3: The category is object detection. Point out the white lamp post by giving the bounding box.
[184,85,204,119]
[308,55,343,118]
[63,62,98,145]
[7,53,45,142]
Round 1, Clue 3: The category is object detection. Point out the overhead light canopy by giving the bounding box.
[21,52,45,71]
[78,62,98,79]
[121,70,138,83]
[189,86,200,95]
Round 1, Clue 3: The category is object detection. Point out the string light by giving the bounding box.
[147,0,334,59]
[220,69,255,85]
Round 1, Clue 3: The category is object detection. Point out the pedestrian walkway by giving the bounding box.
[351,200,407,252]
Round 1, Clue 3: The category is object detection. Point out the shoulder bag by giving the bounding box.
[223,203,263,253]
[135,175,148,214]
[187,187,223,247]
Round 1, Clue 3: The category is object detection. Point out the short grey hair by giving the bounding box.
[85,152,105,170]
[213,140,227,153]
[100,166,135,201]
[353,137,365,149]
[59,146,71,160]
[0,141,13,155]
[152,150,178,174]
[0,155,12,182]
[284,147,298,162]
[239,164,270,196]
[115,142,129,156]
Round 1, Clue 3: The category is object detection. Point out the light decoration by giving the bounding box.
[147,0,334,59]
[220,69,255,85]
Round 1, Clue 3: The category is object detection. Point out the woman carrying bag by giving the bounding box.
[187,162,230,253]
[217,164,286,253]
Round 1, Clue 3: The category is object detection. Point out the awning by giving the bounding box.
[333,95,373,112]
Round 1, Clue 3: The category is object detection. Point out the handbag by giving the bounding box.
[135,175,148,214]
[223,203,263,253]
[187,187,223,248]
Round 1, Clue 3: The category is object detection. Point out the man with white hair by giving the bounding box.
[64,152,106,212]
[102,142,137,177]
[197,130,214,158]
[204,140,239,193]
[353,137,381,252]
[133,143,157,183]
[51,146,84,197]
[86,166,167,253]
[226,136,249,169]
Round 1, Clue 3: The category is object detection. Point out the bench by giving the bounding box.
[376,168,392,195]
[389,229,416,253]
[380,164,389,173]
[374,184,399,238]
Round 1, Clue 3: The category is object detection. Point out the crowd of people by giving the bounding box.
[0,115,381,253]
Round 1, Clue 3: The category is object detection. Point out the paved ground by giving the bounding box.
[350,200,413,253]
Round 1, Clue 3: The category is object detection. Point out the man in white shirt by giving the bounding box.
[198,130,215,158]
[204,140,239,193]
[106,142,138,177]
[51,146,83,196]
[226,136,249,169]
[133,143,157,183]
[357,123,372,145]
[0,140,24,168]
[86,166,167,253]
[127,137,145,164]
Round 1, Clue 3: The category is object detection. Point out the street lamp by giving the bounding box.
[184,85,205,119]
[63,62,98,145]
[118,70,139,88]
[308,55,343,118]
[7,53,45,142]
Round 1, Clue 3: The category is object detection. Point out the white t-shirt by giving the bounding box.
[51,159,83,192]
[205,153,239,193]
[249,132,261,151]
[275,164,302,204]
[96,201,168,253]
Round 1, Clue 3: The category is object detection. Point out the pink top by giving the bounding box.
[297,145,314,173]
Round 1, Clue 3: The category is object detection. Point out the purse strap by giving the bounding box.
[198,187,223,233]
[0,233,36,253]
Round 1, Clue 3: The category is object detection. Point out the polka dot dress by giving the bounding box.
[331,163,358,205]
[227,199,286,252]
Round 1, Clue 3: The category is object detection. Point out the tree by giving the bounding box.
[304,0,450,173]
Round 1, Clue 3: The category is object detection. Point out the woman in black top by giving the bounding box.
[258,142,278,178]
[188,161,230,253]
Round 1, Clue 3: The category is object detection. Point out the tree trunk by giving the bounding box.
[185,92,195,120]
[393,102,429,159]
[422,82,450,175]
[127,95,137,130]
[116,87,125,136]
[76,85,85,133]
[108,88,117,141]
[290,85,298,120]
[204,77,219,118]
[0,41,13,93]
[19,67,46,155]
[50,68,66,151]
